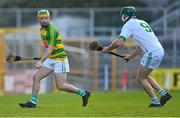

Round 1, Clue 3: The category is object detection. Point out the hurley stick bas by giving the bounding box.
[6,51,41,63]
[89,41,125,58]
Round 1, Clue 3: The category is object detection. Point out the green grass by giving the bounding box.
[0,90,179,117]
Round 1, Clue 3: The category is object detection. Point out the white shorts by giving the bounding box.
[43,58,70,73]
[140,48,164,69]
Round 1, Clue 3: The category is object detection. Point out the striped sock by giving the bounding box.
[158,89,167,97]
[151,96,160,105]
[31,93,37,104]
[76,88,86,96]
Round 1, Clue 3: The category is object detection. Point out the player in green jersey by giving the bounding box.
[19,9,90,108]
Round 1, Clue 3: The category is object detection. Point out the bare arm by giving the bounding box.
[40,45,54,62]
[122,46,142,62]
[129,46,142,59]
[36,45,54,68]
[102,37,125,53]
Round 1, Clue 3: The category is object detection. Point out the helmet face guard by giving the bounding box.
[120,6,136,22]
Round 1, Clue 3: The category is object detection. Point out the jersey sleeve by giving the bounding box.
[119,22,133,41]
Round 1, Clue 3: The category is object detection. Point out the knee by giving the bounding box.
[136,77,143,83]
[56,83,65,91]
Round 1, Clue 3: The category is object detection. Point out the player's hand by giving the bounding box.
[102,47,110,53]
[122,54,131,62]
[36,61,42,68]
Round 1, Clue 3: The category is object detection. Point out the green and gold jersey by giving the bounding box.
[40,24,67,61]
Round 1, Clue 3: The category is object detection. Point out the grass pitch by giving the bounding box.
[0,90,179,117]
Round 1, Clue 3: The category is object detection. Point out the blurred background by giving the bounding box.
[0,0,180,95]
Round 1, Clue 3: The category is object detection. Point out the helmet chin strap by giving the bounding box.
[122,16,132,23]
[124,17,129,22]
[122,15,130,22]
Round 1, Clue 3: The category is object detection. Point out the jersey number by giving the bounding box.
[140,22,152,32]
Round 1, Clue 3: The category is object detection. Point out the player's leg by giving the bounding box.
[54,72,90,107]
[54,59,90,107]
[19,59,53,108]
[19,66,53,108]
[54,72,79,93]
[146,75,161,91]
[147,75,172,106]
[31,66,53,103]
[136,65,161,107]
[144,48,171,106]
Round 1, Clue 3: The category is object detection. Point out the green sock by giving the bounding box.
[31,92,37,104]
[76,88,86,96]
[158,89,167,97]
[151,96,160,104]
